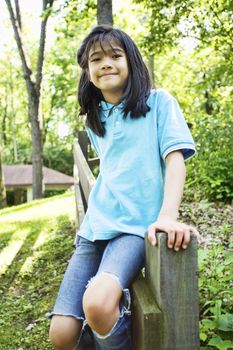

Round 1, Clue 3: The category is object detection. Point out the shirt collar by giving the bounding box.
[99,100,125,118]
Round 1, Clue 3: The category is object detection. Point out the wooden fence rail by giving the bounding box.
[73,133,200,350]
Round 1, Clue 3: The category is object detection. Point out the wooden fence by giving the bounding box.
[73,132,200,350]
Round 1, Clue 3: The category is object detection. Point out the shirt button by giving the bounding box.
[116,121,120,125]
[114,108,118,112]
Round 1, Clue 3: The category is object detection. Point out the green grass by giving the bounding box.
[0,193,77,350]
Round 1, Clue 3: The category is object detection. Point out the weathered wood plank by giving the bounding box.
[73,139,95,202]
[78,130,89,160]
[73,161,85,224]
[145,233,200,350]
[131,272,164,350]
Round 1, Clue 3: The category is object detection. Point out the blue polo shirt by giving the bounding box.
[77,89,195,241]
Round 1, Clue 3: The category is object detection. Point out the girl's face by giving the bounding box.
[88,39,129,104]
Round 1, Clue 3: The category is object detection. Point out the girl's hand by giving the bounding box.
[147,214,199,251]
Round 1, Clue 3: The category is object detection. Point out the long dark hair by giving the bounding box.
[77,25,151,137]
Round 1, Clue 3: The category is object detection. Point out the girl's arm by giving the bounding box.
[147,150,198,251]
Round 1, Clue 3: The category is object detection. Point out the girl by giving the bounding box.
[49,25,197,350]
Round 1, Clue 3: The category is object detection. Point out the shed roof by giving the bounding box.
[3,165,74,187]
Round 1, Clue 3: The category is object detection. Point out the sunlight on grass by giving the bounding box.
[0,193,76,223]
[19,251,43,276]
[0,229,29,276]
[0,223,17,236]
[19,227,56,276]
[0,193,76,277]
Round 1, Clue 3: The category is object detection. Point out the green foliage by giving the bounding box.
[199,245,233,349]
[0,51,30,165]
[43,141,74,175]
[134,0,233,56]
[153,47,233,203]
[180,201,233,350]
[133,0,195,53]
[187,89,233,202]
[132,0,233,203]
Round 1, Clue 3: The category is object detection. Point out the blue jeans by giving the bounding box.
[50,234,145,350]
[78,291,133,350]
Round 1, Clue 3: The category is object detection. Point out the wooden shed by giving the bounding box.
[3,165,74,204]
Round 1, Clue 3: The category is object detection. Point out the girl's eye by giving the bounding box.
[113,54,121,59]
[91,58,101,62]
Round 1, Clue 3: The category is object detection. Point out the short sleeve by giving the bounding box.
[85,126,100,157]
[157,90,196,161]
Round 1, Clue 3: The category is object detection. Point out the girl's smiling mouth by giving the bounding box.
[99,73,118,78]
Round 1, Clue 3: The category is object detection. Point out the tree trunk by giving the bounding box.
[0,150,7,209]
[148,55,155,87]
[29,91,43,198]
[2,91,8,147]
[5,0,54,199]
[9,63,18,162]
[205,89,213,115]
[97,0,113,25]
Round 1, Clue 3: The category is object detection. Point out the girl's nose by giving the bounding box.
[100,58,113,69]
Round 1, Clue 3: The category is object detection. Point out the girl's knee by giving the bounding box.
[49,315,81,350]
[83,273,122,324]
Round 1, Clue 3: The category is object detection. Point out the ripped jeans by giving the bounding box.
[50,234,145,350]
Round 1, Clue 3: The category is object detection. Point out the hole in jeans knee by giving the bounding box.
[85,271,122,291]
[101,271,122,288]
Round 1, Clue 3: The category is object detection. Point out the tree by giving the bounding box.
[0,149,6,209]
[5,0,54,199]
[0,52,31,167]
[97,0,113,25]
[130,0,233,202]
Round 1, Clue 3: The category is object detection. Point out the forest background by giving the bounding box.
[0,1,232,349]
[0,0,232,204]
